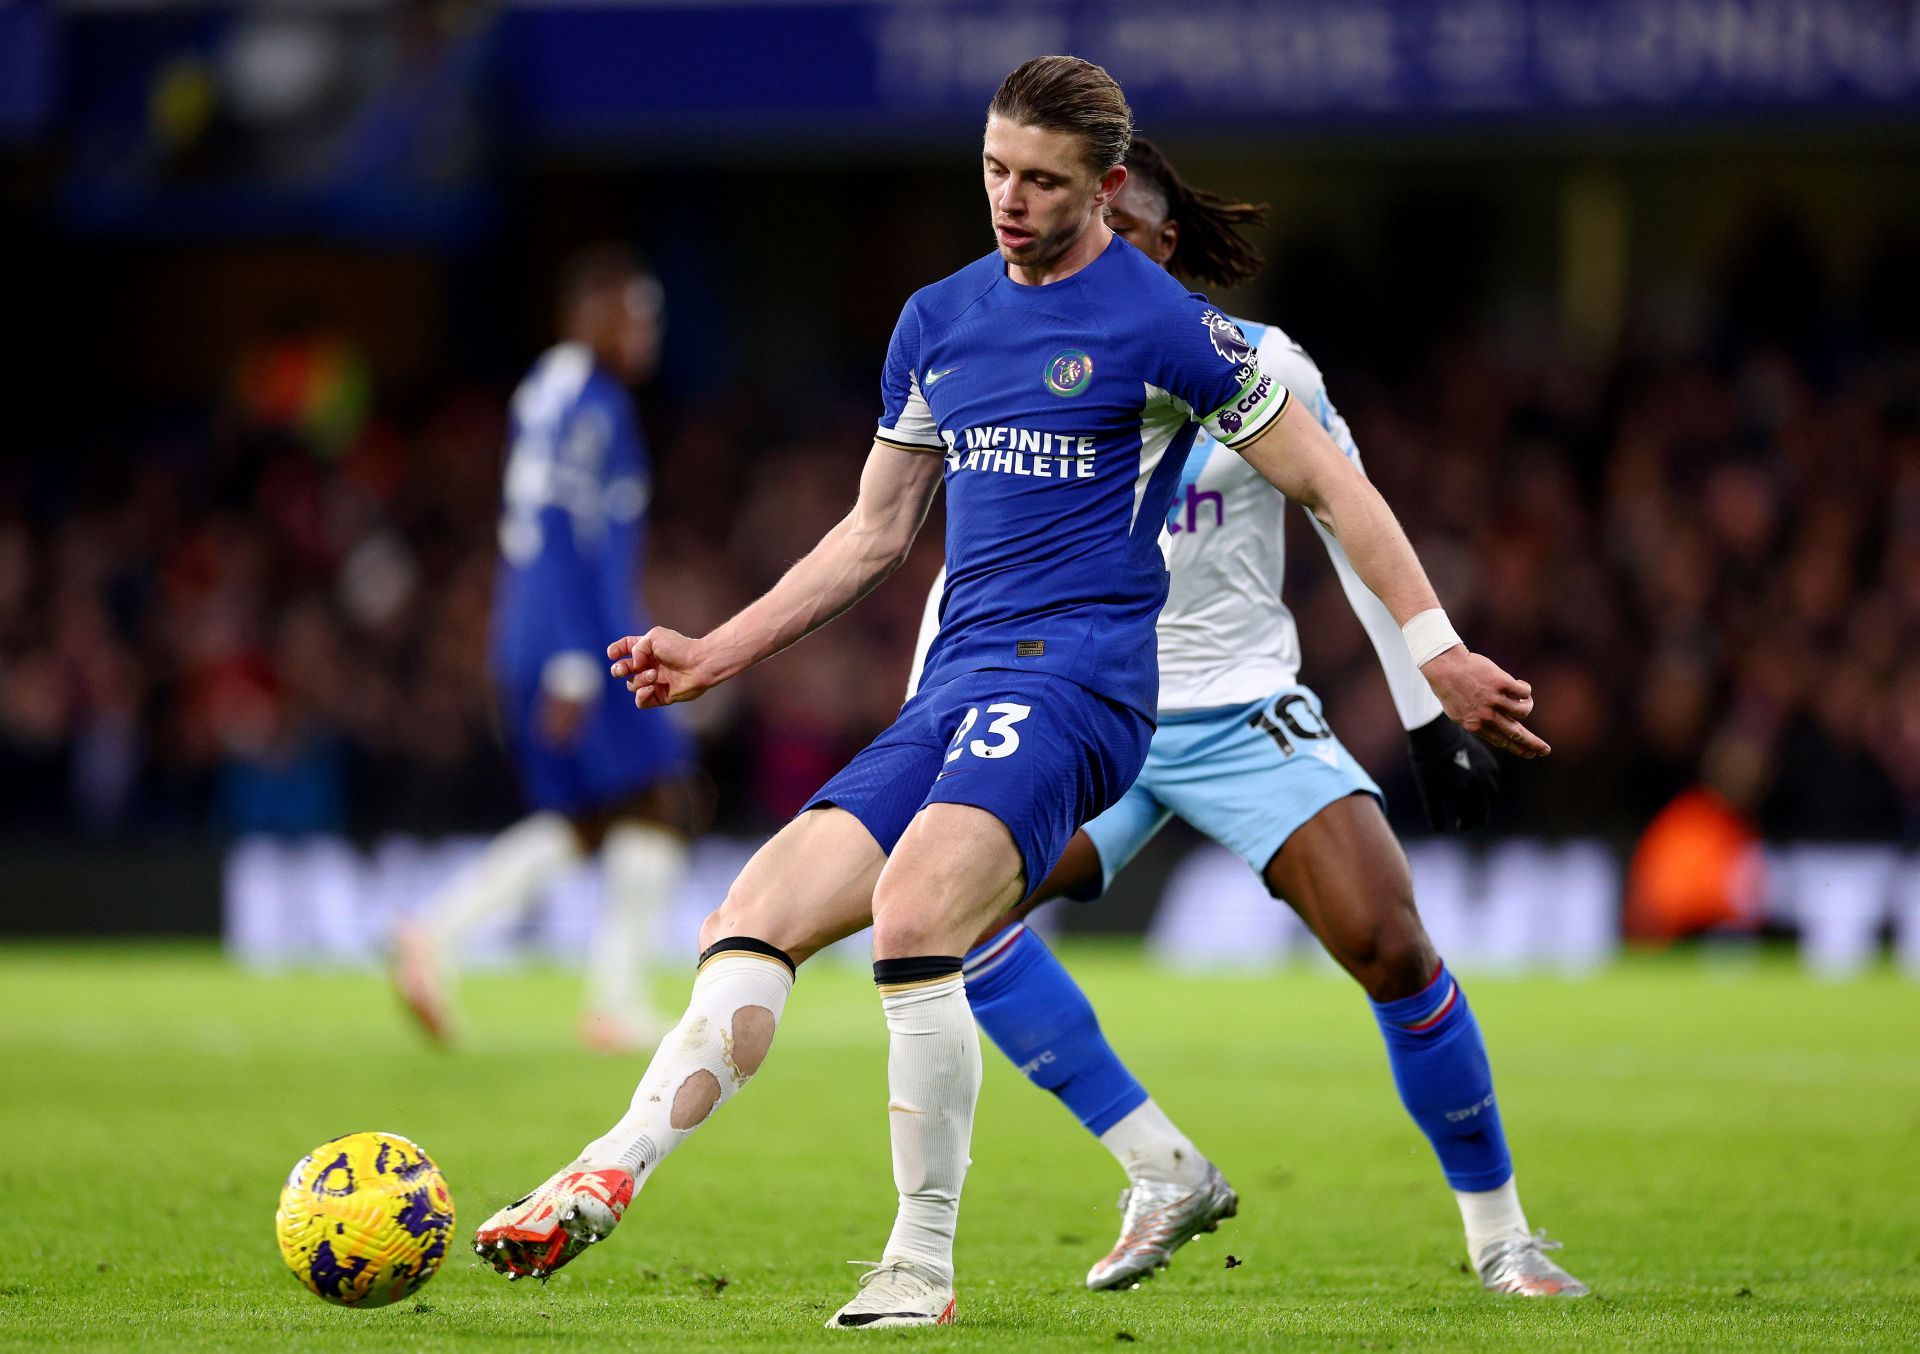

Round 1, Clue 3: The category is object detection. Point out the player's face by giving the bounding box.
[606,276,664,383]
[982,115,1126,276]
[1106,176,1179,270]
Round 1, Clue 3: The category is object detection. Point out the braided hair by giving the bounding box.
[1124,137,1269,289]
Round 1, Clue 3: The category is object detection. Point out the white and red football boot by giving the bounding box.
[473,1166,635,1281]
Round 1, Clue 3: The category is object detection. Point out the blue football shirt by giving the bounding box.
[490,342,654,691]
[877,235,1290,717]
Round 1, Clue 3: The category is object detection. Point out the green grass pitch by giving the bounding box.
[2,943,1917,1350]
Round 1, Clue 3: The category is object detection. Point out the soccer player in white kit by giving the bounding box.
[927,139,1589,1298]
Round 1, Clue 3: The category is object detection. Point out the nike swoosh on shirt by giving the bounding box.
[925,368,956,386]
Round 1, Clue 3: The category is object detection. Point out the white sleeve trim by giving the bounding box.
[877,373,943,450]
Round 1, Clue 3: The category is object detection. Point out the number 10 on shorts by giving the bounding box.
[946,702,1032,763]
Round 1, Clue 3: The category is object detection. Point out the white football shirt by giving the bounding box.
[909,319,1441,729]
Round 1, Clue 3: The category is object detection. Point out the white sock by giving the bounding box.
[879,973,980,1286]
[1097,1099,1210,1189]
[1456,1176,1530,1264]
[586,823,689,1024]
[576,950,794,1186]
[419,812,582,953]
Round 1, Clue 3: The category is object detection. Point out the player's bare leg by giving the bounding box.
[392,811,586,1043]
[1261,795,1440,1000]
[1265,793,1588,1297]
[474,807,883,1280]
[966,836,1237,1290]
[974,829,1094,933]
[824,803,1024,1330]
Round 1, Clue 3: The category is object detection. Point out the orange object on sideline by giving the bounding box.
[1624,786,1766,943]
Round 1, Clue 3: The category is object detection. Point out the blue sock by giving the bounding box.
[963,925,1147,1136]
[1370,963,1514,1192]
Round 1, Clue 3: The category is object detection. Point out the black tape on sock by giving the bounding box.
[872,955,963,990]
[697,935,797,975]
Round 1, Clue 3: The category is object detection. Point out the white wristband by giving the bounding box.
[1402,608,1463,668]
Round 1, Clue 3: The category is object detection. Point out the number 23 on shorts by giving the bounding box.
[945,702,1032,763]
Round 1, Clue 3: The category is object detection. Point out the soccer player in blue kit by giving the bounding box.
[474,58,1546,1328]
[919,140,1588,1298]
[394,247,696,1052]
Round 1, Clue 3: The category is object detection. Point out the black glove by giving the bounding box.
[1407,713,1500,832]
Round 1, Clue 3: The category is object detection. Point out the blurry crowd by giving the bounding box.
[1304,333,1920,845]
[3,313,1917,847]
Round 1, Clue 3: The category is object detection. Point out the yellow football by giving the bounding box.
[275,1131,455,1308]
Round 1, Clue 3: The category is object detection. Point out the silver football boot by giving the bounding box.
[1085,1162,1239,1290]
[1475,1231,1590,1297]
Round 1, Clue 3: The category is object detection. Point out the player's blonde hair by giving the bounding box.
[988,56,1133,175]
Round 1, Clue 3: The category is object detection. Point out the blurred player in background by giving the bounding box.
[472,58,1547,1328]
[916,138,1586,1297]
[393,245,697,1053]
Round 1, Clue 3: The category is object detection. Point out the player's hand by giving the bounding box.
[1418,646,1550,760]
[1407,713,1501,831]
[607,628,715,709]
[536,692,592,748]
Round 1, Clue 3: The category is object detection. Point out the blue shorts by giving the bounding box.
[1079,684,1382,896]
[804,670,1152,901]
[502,677,694,817]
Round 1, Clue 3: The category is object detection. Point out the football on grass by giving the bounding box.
[275,1131,456,1307]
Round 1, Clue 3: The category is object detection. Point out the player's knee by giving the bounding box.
[1322,879,1435,1001]
[1352,911,1438,1002]
[697,863,790,951]
[869,903,948,961]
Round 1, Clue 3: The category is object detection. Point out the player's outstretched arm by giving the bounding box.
[609,441,943,709]
[1233,401,1549,759]
[1309,508,1503,827]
